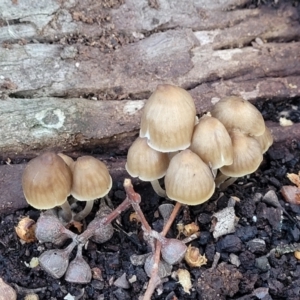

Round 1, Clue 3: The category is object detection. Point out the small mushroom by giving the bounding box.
[22,152,73,222]
[125,137,169,197]
[211,96,265,136]
[65,244,92,283]
[57,153,74,171]
[190,115,233,169]
[38,240,77,279]
[71,156,112,221]
[217,130,263,189]
[254,126,273,154]
[165,149,215,205]
[140,84,196,152]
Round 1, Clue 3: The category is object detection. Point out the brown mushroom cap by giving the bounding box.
[140,84,196,152]
[190,115,233,169]
[254,126,273,154]
[220,130,263,177]
[57,153,74,171]
[211,96,265,136]
[71,156,112,201]
[164,149,215,205]
[125,137,169,181]
[22,152,72,209]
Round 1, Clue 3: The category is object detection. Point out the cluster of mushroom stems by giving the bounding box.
[20,84,273,298]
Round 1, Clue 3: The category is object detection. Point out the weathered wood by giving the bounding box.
[0,0,299,182]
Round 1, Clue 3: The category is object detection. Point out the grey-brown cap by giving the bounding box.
[22,152,72,209]
[254,126,273,154]
[140,84,196,152]
[71,156,112,201]
[164,149,215,205]
[190,115,233,169]
[220,130,263,177]
[125,137,169,181]
[211,96,265,136]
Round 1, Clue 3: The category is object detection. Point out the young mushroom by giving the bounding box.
[254,126,273,154]
[125,137,169,197]
[22,152,73,222]
[216,130,263,189]
[211,96,265,136]
[164,149,215,205]
[71,156,112,221]
[190,115,233,170]
[140,84,196,152]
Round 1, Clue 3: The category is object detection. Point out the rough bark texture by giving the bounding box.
[0,0,300,214]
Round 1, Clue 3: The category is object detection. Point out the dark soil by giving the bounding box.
[0,99,300,300]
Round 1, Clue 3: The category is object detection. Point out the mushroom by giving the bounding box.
[57,153,74,171]
[211,96,265,136]
[190,115,233,170]
[140,84,196,152]
[216,130,263,189]
[164,149,215,205]
[71,156,112,221]
[22,152,73,222]
[125,137,169,197]
[254,126,273,154]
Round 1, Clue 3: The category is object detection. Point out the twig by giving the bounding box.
[143,202,182,300]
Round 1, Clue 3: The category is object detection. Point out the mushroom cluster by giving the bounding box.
[21,152,115,283]
[127,87,273,204]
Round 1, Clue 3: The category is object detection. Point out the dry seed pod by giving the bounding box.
[0,278,17,300]
[177,269,192,294]
[15,216,36,243]
[161,238,187,265]
[144,254,172,278]
[77,200,114,244]
[185,245,207,267]
[65,244,92,283]
[183,222,199,237]
[38,241,77,279]
[35,212,77,246]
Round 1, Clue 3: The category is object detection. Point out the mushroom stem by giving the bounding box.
[150,179,167,197]
[215,172,230,188]
[73,200,94,221]
[220,177,238,191]
[59,200,73,223]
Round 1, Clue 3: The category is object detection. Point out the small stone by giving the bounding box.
[128,275,137,284]
[246,238,266,254]
[262,190,281,208]
[217,235,242,253]
[212,207,237,239]
[229,253,241,267]
[255,256,270,272]
[236,226,257,242]
[114,273,130,289]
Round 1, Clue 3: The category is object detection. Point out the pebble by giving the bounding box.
[114,273,130,289]
[246,238,266,254]
[255,256,271,271]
